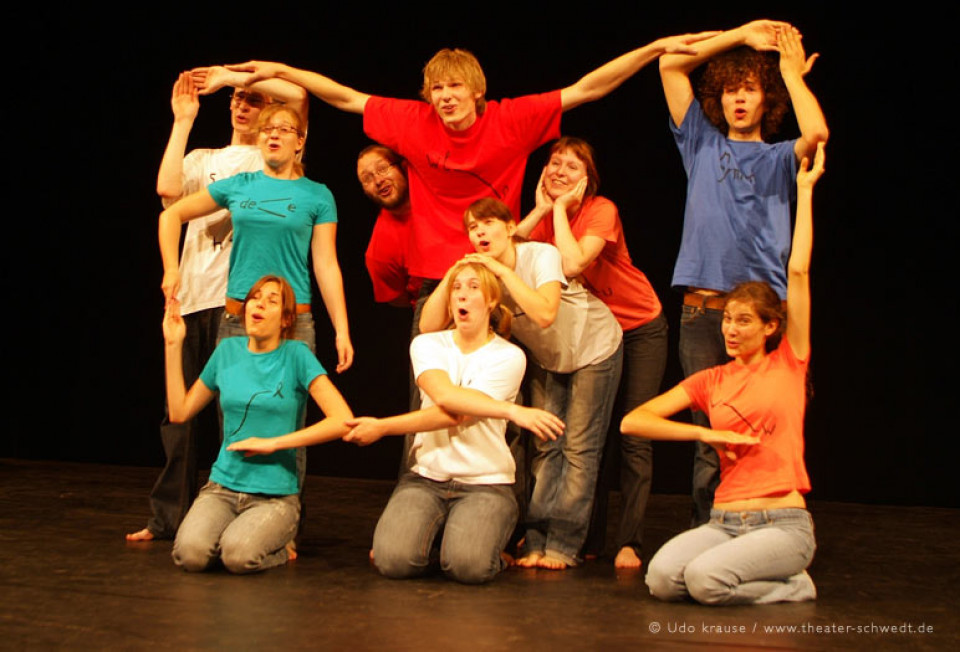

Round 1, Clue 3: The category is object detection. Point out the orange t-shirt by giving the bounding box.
[530,196,661,330]
[680,337,811,503]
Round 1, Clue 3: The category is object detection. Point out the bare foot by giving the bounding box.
[286,540,298,562]
[125,528,155,542]
[515,552,543,568]
[537,554,568,570]
[500,550,515,567]
[614,547,642,570]
[368,548,375,563]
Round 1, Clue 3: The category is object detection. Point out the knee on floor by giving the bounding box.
[441,549,500,585]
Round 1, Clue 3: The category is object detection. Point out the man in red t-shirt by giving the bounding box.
[356,145,421,308]
[229,32,715,290]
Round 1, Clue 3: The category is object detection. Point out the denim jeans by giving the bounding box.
[678,303,728,526]
[217,311,316,490]
[372,473,518,584]
[523,343,623,565]
[172,481,300,574]
[147,307,223,538]
[646,508,817,605]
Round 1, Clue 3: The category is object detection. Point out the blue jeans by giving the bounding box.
[146,307,223,538]
[523,343,623,565]
[217,311,316,489]
[678,303,727,526]
[646,508,817,605]
[172,481,300,574]
[372,474,518,584]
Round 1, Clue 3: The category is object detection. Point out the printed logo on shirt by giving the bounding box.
[717,151,756,184]
[237,197,298,218]
[713,399,775,438]
[426,151,508,199]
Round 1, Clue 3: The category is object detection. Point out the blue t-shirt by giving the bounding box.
[200,338,326,495]
[208,171,337,304]
[670,100,797,299]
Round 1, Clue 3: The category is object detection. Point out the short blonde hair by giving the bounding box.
[420,48,487,115]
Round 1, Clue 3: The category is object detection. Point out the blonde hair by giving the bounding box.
[446,261,512,337]
[257,104,306,176]
[420,48,487,115]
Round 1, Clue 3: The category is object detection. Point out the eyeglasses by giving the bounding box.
[232,91,267,108]
[359,162,397,185]
[259,124,301,136]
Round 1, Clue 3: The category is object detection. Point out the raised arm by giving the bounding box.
[777,27,829,160]
[190,65,310,123]
[560,31,720,112]
[163,302,215,423]
[462,254,561,329]
[227,375,354,456]
[156,72,200,200]
[620,385,757,451]
[785,142,824,360]
[548,179,606,278]
[159,190,222,303]
[659,20,786,126]
[311,223,354,373]
[226,61,369,114]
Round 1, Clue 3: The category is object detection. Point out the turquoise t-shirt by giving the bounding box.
[200,338,326,495]
[208,171,337,304]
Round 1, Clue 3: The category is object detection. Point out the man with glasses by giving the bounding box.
[356,145,420,309]
[127,70,307,542]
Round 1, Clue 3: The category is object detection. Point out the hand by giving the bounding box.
[227,437,278,457]
[170,72,199,122]
[343,417,387,446]
[461,253,511,279]
[797,142,826,190]
[534,168,554,213]
[777,26,818,79]
[335,333,354,373]
[225,60,284,84]
[655,30,722,55]
[161,269,181,306]
[740,20,793,52]
[190,65,233,96]
[700,428,758,460]
[508,404,565,442]
[554,177,587,213]
[162,300,186,345]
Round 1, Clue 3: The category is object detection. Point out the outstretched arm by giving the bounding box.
[156,72,200,200]
[226,61,370,114]
[659,20,787,126]
[561,31,720,112]
[621,385,757,451]
[227,375,354,456]
[785,142,825,360]
[311,223,354,373]
[343,408,463,446]
[777,27,829,160]
[190,65,310,121]
[163,302,215,423]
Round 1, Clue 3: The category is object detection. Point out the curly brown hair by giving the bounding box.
[697,47,790,141]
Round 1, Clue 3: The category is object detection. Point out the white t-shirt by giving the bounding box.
[164,145,263,315]
[409,330,525,485]
[505,242,622,373]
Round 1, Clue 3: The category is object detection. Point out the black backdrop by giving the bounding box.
[6,4,951,507]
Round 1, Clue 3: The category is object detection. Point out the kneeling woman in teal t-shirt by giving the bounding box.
[166,275,352,573]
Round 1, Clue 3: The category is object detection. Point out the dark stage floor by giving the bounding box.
[1,458,955,650]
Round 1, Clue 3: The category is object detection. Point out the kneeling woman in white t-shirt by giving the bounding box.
[344,261,564,584]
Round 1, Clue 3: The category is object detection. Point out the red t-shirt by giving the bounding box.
[530,196,661,330]
[365,207,420,306]
[681,337,811,504]
[364,93,562,279]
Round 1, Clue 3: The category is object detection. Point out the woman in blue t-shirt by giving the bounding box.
[167,275,352,573]
[159,104,353,373]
